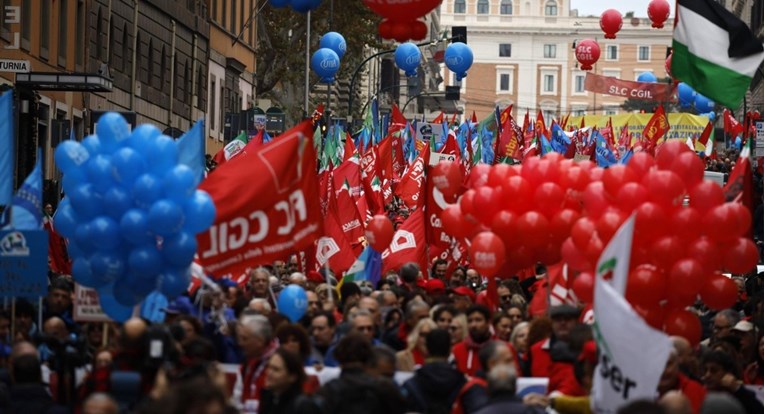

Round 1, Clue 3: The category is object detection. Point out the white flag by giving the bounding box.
[591,276,673,413]
[596,213,636,296]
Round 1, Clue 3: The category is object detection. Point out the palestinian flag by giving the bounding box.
[671,0,763,109]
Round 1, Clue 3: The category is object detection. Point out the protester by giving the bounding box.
[395,318,436,372]
[699,350,763,413]
[657,349,707,414]
[259,348,320,414]
[452,305,498,376]
[473,364,545,414]
[233,314,279,412]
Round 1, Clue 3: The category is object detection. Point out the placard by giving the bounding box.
[0,230,48,298]
[73,284,110,322]
[428,152,457,166]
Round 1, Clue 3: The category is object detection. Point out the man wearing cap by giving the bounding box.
[425,279,447,300]
[528,304,586,396]
[451,286,476,313]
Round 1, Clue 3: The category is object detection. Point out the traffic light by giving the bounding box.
[452,26,467,44]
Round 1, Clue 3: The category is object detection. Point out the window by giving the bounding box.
[41,0,50,55]
[160,46,167,92]
[219,84,225,133]
[454,0,466,13]
[136,31,142,82]
[638,46,650,61]
[544,44,556,58]
[496,70,514,93]
[108,18,114,65]
[606,45,618,60]
[574,75,585,93]
[222,0,227,29]
[230,0,237,33]
[499,74,510,91]
[499,44,512,57]
[122,24,129,72]
[500,0,512,14]
[603,69,620,79]
[543,75,554,92]
[58,0,67,65]
[477,0,489,14]
[209,77,217,131]
[183,60,190,102]
[544,0,557,16]
[76,0,84,66]
[147,39,154,87]
[21,0,30,48]
[212,0,217,21]
[604,106,618,115]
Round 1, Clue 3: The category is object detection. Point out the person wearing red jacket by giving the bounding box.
[452,305,518,377]
[233,314,279,413]
[658,349,707,414]
[528,304,587,397]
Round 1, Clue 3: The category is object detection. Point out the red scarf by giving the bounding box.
[240,341,278,404]
[412,348,425,366]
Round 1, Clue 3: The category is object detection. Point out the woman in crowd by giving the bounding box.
[396,318,436,372]
[511,322,531,375]
[493,312,514,342]
[259,348,320,414]
[449,314,468,346]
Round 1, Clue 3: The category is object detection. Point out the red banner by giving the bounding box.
[584,72,673,101]
[197,121,323,277]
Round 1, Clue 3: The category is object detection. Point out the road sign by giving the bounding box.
[0,59,30,73]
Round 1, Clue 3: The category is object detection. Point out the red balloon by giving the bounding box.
[572,272,594,304]
[560,166,590,192]
[391,22,411,42]
[723,237,759,274]
[365,215,395,251]
[549,209,580,244]
[634,303,664,330]
[432,161,464,201]
[582,181,611,218]
[649,236,685,272]
[473,186,502,227]
[648,0,671,29]
[600,9,623,39]
[627,152,656,177]
[559,159,574,171]
[577,160,595,172]
[616,182,649,213]
[469,232,506,276]
[363,0,442,36]
[583,235,604,265]
[671,152,705,191]
[441,204,471,239]
[663,309,702,346]
[597,210,626,244]
[665,50,673,78]
[487,164,516,187]
[602,165,638,198]
[459,189,478,223]
[534,182,565,218]
[686,236,723,272]
[571,217,597,251]
[468,164,491,189]
[499,176,534,214]
[627,265,667,307]
[543,152,564,163]
[521,157,540,183]
[700,274,739,311]
[378,20,395,39]
[642,170,685,208]
[575,39,600,70]
[536,242,563,266]
[667,259,706,308]
[670,207,702,242]
[562,237,592,273]
[589,167,604,182]
[727,203,752,238]
[410,20,427,40]
[506,243,536,272]
[515,211,550,249]
[689,181,725,213]
[702,203,743,243]
[531,159,560,187]
[491,210,517,246]
[655,141,690,171]
[634,202,669,243]
[630,245,652,268]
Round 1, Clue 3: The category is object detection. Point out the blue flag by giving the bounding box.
[10,148,43,230]
[481,128,495,164]
[177,120,205,185]
[550,123,571,154]
[593,130,618,167]
[619,148,634,165]
[539,133,554,156]
[0,91,13,207]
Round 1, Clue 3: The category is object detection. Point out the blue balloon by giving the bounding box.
[53,198,78,238]
[140,291,170,323]
[96,112,131,153]
[162,231,197,267]
[694,93,715,113]
[67,239,84,260]
[395,42,421,77]
[90,216,121,251]
[183,190,216,234]
[132,174,163,209]
[81,135,103,155]
[97,288,134,322]
[54,140,91,174]
[112,276,145,307]
[320,32,347,60]
[735,136,742,150]
[290,0,321,13]
[72,257,100,288]
[707,111,716,121]
[146,135,179,176]
[159,267,191,298]
[677,82,696,105]
[445,42,473,81]
[61,166,88,196]
[163,165,196,202]
[90,250,126,286]
[311,48,340,83]
[112,147,147,185]
[74,224,95,251]
[86,154,115,193]
[128,244,163,278]
[69,183,104,218]
[147,199,184,236]
[128,124,162,154]
[104,186,133,220]
[120,209,154,245]
[277,285,308,322]
[637,71,657,83]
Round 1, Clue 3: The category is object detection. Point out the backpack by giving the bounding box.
[450,376,487,414]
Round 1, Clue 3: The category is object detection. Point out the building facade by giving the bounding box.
[438,0,673,121]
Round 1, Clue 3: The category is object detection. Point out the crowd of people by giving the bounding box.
[0,254,761,414]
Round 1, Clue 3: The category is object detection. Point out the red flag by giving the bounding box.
[396,145,429,210]
[450,112,458,127]
[535,110,548,138]
[342,132,356,162]
[318,179,357,274]
[390,104,407,134]
[318,170,330,216]
[333,157,362,200]
[334,181,366,256]
[432,112,444,124]
[382,209,428,273]
[643,106,670,151]
[391,134,406,177]
[440,133,461,160]
[425,171,452,251]
[360,148,384,215]
[495,106,522,162]
[528,263,578,317]
[723,143,753,228]
[698,122,714,148]
[197,121,323,277]
[724,109,745,137]
[471,111,478,124]
[561,113,571,130]
[376,135,394,182]
[45,218,71,275]
[618,124,631,151]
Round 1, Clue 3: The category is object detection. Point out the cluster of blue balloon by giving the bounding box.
[678,82,716,120]
[311,32,345,83]
[445,42,473,82]
[53,113,216,322]
[268,0,320,13]
[395,42,422,77]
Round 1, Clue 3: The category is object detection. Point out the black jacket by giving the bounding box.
[259,386,321,414]
[402,361,488,414]
[5,384,70,414]
[316,368,405,414]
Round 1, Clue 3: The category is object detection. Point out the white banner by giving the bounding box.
[591,275,673,413]
[596,214,636,296]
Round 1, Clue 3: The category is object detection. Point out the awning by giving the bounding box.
[15,72,113,92]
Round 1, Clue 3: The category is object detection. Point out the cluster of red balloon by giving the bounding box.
[433,142,756,345]
[362,0,440,41]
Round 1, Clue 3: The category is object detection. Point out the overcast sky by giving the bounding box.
[570,0,676,18]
